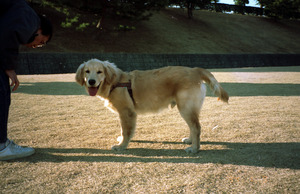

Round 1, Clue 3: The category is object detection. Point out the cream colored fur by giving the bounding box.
[76,59,229,153]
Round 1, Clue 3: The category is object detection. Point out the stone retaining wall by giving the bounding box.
[17,53,300,74]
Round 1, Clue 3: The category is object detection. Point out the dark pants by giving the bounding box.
[0,70,10,143]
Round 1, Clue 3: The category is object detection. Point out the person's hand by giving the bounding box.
[5,70,19,91]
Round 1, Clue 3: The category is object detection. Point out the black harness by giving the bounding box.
[110,82,134,103]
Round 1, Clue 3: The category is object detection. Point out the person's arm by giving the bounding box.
[0,4,21,91]
[0,0,12,14]
[5,70,19,91]
[0,32,20,71]
[0,32,21,91]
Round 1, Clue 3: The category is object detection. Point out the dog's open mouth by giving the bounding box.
[88,86,99,96]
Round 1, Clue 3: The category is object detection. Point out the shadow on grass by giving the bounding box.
[216,83,300,96]
[14,82,300,96]
[15,82,86,95]
[209,66,300,72]
[18,141,299,169]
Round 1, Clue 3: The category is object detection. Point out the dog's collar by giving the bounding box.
[111,82,135,103]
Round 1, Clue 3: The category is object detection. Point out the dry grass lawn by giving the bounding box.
[1,66,299,193]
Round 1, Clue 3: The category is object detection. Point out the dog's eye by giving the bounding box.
[85,70,90,74]
[97,71,102,74]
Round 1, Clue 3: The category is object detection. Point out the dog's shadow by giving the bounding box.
[14,141,300,169]
[15,82,300,96]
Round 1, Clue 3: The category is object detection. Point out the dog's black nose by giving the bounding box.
[88,79,96,86]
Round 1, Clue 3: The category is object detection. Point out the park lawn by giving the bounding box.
[1,66,299,193]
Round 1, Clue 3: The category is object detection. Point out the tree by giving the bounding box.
[169,0,212,18]
[33,0,169,30]
[212,0,222,12]
[234,0,249,6]
[234,0,249,14]
[257,0,300,19]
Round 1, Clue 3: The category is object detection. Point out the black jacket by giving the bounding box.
[0,0,40,70]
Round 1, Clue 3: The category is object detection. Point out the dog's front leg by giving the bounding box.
[112,108,137,151]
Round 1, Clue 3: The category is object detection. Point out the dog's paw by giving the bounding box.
[111,145,126,151]
[185,147,199,154]
[182,138,192,144]
[117,136,123,143]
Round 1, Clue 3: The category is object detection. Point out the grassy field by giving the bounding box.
[1,66,300,193]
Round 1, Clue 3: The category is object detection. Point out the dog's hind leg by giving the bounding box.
[177,85,206,153]
[112,108,137,151]
[179,107,201,154]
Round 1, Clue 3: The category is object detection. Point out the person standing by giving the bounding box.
[0,0,53,160]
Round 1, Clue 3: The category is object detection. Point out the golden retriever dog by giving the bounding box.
[76,59,229,153]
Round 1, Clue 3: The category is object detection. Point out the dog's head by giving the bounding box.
[76,59,117,97]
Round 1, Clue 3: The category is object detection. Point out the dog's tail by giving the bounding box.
[198,68,229,103]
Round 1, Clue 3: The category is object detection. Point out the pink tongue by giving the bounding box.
[88,87,98,96]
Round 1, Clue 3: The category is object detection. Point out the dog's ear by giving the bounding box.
[103,62,117,84]
[75,63,85,86]
[99,62,117,98]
